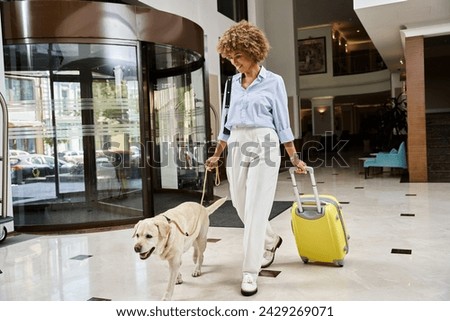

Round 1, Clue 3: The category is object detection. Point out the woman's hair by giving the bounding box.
[216,20,270,63]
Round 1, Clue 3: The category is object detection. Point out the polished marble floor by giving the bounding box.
[1,157,450,302]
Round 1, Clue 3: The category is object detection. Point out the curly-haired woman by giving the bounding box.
[205,20,307,296]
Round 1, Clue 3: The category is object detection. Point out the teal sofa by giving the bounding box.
[364,142,407,178]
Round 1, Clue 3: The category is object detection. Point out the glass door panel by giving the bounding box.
[52,81,86,198]
[153,68,207,191]
[5,42,143,228]
[91,78,142,207]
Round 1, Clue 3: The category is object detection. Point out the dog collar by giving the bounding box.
[163,215,189,236]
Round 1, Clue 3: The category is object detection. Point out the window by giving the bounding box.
[217,0,248,22]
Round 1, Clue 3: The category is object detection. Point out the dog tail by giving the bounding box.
[206,197,227,215]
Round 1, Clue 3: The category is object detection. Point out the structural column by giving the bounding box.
[405,36,427,182]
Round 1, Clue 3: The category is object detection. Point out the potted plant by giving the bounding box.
[379,92,407,150]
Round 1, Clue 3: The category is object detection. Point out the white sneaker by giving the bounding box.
[261,236,283,268]
[241,273,257,296]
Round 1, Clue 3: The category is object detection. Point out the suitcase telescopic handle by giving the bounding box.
[289,167,322,214]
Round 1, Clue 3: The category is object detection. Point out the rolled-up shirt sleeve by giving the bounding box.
[272,75,295,144]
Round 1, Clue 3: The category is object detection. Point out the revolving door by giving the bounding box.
[1,1,211,231]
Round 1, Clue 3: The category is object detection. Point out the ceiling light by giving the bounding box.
[317,106,328,117]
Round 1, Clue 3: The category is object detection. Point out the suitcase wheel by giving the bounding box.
[301,256,309,264]
[334,260,344,267]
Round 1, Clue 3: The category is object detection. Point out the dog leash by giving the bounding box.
[163,166,220,237]
[163,215,189,236]
[200,165,220,205]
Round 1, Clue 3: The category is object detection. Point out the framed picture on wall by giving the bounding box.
[298,37,327,75]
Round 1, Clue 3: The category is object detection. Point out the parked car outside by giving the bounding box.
[10,154,75,184]
[9,149,30,157]
[69,156,116,178]
[62,150,84,163]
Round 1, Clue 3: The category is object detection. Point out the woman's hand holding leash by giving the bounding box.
[202,140,226,204]
[201,158,221,205]
[206,140,227,172]
[205,156,220,172]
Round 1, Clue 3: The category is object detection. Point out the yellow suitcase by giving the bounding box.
[289,167,349,267]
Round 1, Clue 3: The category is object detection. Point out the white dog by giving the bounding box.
[132,197,227,300]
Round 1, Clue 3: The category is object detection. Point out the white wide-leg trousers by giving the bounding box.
[226,127,281,278]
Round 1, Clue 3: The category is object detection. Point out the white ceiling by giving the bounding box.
[295,0,450,72]
[354,0,450,72]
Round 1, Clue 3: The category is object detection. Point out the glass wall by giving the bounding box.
[4,43,143,228]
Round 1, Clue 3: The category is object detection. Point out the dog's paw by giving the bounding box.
[192,269,202,277]
[176,273,183,284]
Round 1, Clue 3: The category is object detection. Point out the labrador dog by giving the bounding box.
[132,197,226,300]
